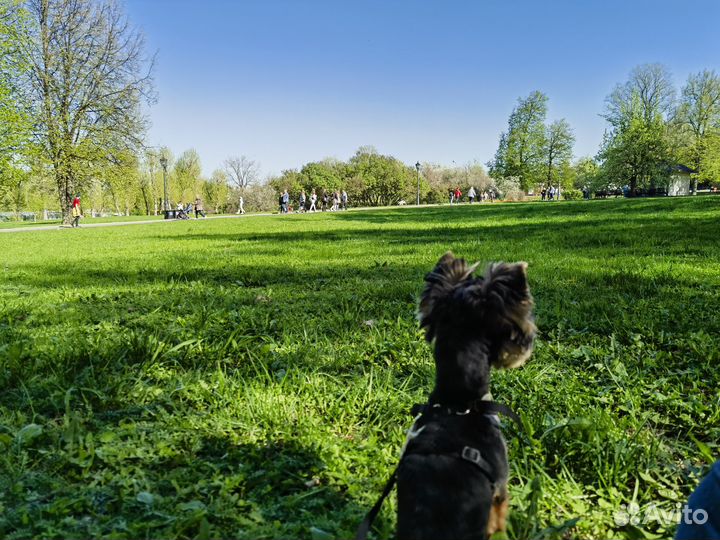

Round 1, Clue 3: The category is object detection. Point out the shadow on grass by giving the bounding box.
[191,437,384,539]
[4,208,719,352]
[0,428,382,539]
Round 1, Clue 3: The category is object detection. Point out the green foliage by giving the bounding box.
[1,198,718,539]
[572,157,600,191]
[173,150,203,205]
[422,162,492,204]
[269,168,304,195]
[489,91,549,191]
[269,148,416,207]
[675,70,720,189]
[598,96,671,192]
[205,169,230,214]
[0,0,31,170]
[543,119,575,189]
[561,188,583,200]
[300,160,344,193]
[699,133,720,186]
[347,149,414,206]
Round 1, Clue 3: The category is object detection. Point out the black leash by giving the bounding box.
[354,465,399,540]
[355,401,523,540]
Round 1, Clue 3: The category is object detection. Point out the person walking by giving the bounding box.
[309,190,317,212]
[299,190,306,212]
[341,190,348,210]
[454,187,462,204]
[237,196,245,214]
[71,194,82,227]
[468,186,476,203]
[281,190,289,213]
[194,197,206,218]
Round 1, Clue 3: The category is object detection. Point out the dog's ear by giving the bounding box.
[418,251,479,341]
[481,262,537,368]
[481,262,531,310]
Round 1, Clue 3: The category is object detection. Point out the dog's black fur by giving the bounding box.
[396,252,536,540]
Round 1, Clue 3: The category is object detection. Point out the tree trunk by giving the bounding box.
[140,183,151,215]
[58,167,75,225]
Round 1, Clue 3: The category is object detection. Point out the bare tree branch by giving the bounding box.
[224,155,259,189]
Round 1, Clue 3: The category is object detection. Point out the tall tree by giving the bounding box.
[598,99,669,192]
[204,168,229,214]
[488,91,548,191]
[676,70,720,192]
[172,149,202,204]
[599,65,675,193]
[543,119,575,191]
[605,64,676,126]
[20,0,154,223]
[139,148,163,215]
[572,157,600,191]
[0,0,30,170]
[102,149,140,216]
[699,133,720,185]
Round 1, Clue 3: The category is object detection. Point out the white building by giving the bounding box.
[667,165,694,196]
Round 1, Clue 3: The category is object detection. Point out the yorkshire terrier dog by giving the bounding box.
[396,252,536,540]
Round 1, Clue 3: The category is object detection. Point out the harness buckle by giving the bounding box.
[461,446,483,465]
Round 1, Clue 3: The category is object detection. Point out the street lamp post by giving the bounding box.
[415,161,421,206]
[159,155,169,216]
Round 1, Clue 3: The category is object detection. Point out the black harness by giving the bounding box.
[355,400,522,540]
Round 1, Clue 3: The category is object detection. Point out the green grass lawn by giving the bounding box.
[1,198,719,539]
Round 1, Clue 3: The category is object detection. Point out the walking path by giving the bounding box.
[0,204,447,234]
[0,213,270,233]
[0,202,465,234]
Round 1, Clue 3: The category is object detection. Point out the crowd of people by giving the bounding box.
[540,186,558,201]
[449,186,496,204]
[279,189,349,213]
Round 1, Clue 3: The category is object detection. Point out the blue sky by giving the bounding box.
[125,0,720,178]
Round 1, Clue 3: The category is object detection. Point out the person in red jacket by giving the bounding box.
[71,195,82,227]
[453,187,462,204]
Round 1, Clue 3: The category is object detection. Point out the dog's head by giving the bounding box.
[419,252,536,369]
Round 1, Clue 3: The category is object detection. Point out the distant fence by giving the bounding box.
[0,211,63,222]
